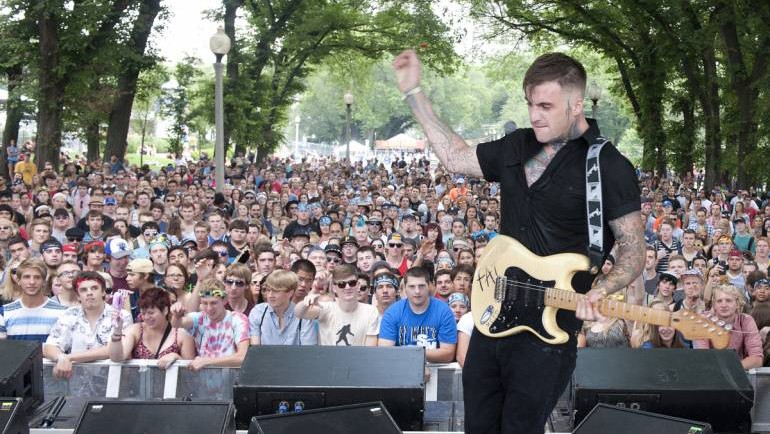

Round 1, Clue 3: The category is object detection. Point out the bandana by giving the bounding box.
[199,288,226,299]
[448,292,469,307]
[373,273,400,290]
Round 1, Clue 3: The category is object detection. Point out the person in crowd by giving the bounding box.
[126,258,156,319]
[249,270,317,346]
[223,263,256,316]
[451,264,474,296]
[50,262,81,307]
[0,258,67,341]
[694,283,763,369]
[43,271,133,378]
[295,264,379,346]
[379,267,457,362]
[110,287,195,368]
[577,292,630,348]
[640,300,688,349]
[447,292,470,322]
[170,278,250,370]
[673,269,706,312]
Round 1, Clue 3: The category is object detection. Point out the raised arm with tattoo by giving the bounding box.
[393,50,483,178]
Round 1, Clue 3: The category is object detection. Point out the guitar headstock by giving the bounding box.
[670,309,731,349]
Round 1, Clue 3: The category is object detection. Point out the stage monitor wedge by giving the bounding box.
[234,346,425,431]
[249,402,401,434]
[574,403,713,434]
[573,348,752,433]
[0,398,28,434]
[73,400,235,434]
[0,341,43,413]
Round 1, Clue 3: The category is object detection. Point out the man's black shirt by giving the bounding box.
[476,119,639,332]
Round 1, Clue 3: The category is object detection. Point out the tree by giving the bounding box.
[163,56,203,156]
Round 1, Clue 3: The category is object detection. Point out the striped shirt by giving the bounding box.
[0,299,67,342]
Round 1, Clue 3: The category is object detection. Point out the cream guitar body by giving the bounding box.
[472,235,730,349]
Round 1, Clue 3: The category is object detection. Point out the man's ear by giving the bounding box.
[572,94,585,117]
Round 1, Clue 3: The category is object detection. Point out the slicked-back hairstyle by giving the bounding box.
[523,52,587,97]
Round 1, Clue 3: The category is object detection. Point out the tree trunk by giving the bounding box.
[676,95,695,178]
[36,8,63,172]
[1,65,24,179]
[85,121,101,162]
[104,0,162,161]
[700,47,722,191]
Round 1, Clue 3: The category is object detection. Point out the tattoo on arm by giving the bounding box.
[594,211,646,294]
[405,92,483,177]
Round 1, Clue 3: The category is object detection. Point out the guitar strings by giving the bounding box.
[493,278,750,334]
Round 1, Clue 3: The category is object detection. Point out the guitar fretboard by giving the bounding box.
[544,287,671,327]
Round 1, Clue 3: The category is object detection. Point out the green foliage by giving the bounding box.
[162,55,203,156]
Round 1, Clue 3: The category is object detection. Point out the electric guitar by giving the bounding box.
[471,235,731,349]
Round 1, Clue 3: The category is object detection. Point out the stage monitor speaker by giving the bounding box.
[0,341,43,413]
[573,348,752,433]
[73,400,235,434]
[574,403,713,434]
[0,398,29,434]
[248,402,402,434]
[234,346,424,431]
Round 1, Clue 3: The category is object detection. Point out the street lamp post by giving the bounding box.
[210,26,231,193]
[294,115,301,156]
[344,91,353,161]
[587,80,602,120]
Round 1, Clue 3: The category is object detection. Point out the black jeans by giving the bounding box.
[463,329,577,434]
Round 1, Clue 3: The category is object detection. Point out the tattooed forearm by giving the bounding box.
[594,211,646,294]
[405,92,483,177]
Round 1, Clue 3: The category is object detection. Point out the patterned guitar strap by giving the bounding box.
[586,136,611,274]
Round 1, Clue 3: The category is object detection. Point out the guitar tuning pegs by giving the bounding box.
[717,320,725,327]
[724,324,733,331]
[710,316,719,322]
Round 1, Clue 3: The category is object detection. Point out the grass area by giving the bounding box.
[124,153,175,168]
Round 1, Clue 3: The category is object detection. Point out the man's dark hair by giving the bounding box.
[403,266,431,286]
[523,52,587,96]
[7,235,27,247]
[195,248,220,263]
[356,246,375,257]
[291,259,316,276]
[255,244,276,258]
[210,240,228,250]
[168,245,188,258]
[141,221,160,232]
[230,219,248,232]
[451,264,475,280]
[434,268,452,283]
[86,210,103,220]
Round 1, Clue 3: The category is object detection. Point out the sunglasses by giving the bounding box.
[389,243,402,248]
[224,278,246,287]
[359,285,370,292]
[326,256,342,264]
[216,251,229,257]
[335,279,358,289]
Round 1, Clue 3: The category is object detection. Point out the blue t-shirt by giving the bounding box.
[379,298,457,349]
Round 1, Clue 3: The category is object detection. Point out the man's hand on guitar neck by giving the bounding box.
[576,288,607,322]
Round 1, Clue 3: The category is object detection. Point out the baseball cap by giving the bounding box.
[324,244,343,256]
[53,208,69,218]
[733,218,746,224]
[341,236,358,247]
[728,249,743,258]
[659,271,678,285]
[104,197,117,206]
[679,269,703,280]
[62,243,79,254]
[319,216,332,226]
[40,238,62,253]
[290,227,311,239]
[127,258,154,274]
[181,237,197,247]
[34,205,52,219]
[662,200,673,207]
[400,213,416,221]
[106,238,132,259]
[387,233,402,243]
[457,178,465,184]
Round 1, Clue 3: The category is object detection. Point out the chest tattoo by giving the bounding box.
[524,142,567,187]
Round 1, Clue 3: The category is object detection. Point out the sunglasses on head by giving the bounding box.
[335,279,358,289]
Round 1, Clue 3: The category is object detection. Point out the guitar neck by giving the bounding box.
[545,288,671,327]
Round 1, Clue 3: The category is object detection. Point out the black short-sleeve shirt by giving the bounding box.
[476,119,639,276]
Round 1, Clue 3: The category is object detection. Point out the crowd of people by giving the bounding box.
[0,143,767,379]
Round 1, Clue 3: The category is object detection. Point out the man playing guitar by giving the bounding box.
[393,50,645,434]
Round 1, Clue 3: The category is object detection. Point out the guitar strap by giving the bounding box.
[586,136,610,274]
